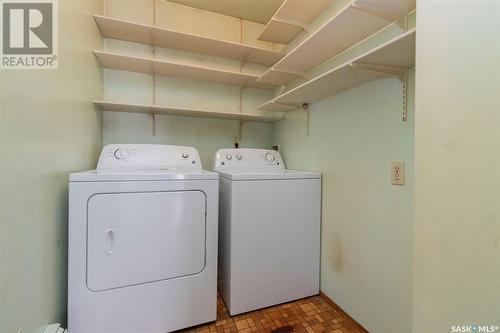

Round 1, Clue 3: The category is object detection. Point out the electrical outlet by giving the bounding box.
[391,161,405,185]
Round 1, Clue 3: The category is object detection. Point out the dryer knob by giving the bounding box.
[114,148,129,160]
[264,152,275,162]
[226,154,233,160]
[182,152,189,159]
[236,154,243,160]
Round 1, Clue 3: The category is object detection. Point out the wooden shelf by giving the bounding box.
[258,0,331,44]
[258,68,303,86]
[94,101,284,122]
[259,29,415,110]
[258,101,298,112]
[258,0,415,85]
[94,15,285,66]
[94,51,275,89]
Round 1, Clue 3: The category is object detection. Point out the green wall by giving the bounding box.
[103,111,271,168]
[270,9,416,332]
[272,71,415,333]
[0,1,103,332]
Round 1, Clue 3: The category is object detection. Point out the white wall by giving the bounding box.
[413,1,500,332]
[0,1,103,332]
[0,49,4,333]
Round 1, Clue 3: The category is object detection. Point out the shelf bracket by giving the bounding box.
[273,17,311,34]
[240,49,251,67]
[349,62,406,81]
[401,71,408,121]
[302,103,310,136]
[350,63,408,121]
[240,18,251,66]
[397,14,409,31]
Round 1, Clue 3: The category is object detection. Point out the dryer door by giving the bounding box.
[87,190,206,291]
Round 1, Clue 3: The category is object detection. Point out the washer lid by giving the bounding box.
[70,169,218,182]
[214,148,320,180]
[217,169,321,181]
[214,148,285,171]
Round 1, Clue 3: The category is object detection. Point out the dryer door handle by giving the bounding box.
[106,228,116,255]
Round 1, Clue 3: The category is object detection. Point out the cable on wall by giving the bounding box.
[303,103,310,136]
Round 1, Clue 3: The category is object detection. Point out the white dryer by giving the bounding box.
[214,148,321,315]
[68,144,218,333]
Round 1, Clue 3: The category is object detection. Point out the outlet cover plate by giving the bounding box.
[391,161,405,185]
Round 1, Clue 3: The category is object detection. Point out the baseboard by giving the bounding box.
[43,323,67,333]
[319,291,370,333]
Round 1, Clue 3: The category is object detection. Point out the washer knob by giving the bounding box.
[182,152,189,159]
[236,154,243,160]
[114,148,129,160]
[226,154,233,160]
[264,152,275,162]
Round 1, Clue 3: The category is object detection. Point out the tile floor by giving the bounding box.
[178,293,367,333]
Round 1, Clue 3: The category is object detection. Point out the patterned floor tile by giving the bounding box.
[177,292,367,333]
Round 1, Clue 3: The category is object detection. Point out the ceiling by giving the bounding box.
[168,0,284,24]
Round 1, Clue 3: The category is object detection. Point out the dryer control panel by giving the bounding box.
[97,144,202,171]
[214,149,285,170]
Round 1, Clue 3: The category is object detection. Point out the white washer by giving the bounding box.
[68,144,218,333]
[214,148,321,315]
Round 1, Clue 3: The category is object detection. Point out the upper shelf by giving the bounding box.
[258,29,415,111]
[258,0,331,44]
[94,15,285,66]
[94,51,275,90]
[257,0,416,85]
[94,101,284,122]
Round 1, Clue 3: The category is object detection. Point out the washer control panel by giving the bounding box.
[214,148,285,170]
[97,144,202,171]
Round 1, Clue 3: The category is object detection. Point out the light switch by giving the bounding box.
[391,161,405,185]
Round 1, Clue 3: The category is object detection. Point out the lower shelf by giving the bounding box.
[94,101,284,122]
